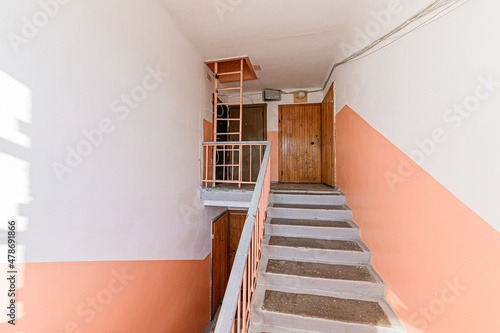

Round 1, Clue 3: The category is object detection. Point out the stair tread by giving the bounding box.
[269,236,363,252]
[273,203,347,210]
[262,290,393,328]
[266,259,376,282]
[270,218,352,228]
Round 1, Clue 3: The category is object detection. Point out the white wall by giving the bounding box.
[329,0,500,232]
[228,89,323,132]
[0,0,223,262]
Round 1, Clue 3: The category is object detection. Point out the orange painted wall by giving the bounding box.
[203,119,213,142]
[335,105,500,333]
[1,257,210,333]
[203,119,214,182]
[267,131,279,182]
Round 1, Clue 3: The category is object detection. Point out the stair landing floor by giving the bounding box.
[271,183,337,192]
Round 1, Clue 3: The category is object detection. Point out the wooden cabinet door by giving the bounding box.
[279,104,322,183]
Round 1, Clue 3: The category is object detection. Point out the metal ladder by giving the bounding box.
[212,59,244,187]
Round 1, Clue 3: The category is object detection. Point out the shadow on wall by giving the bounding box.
[0,70,31,328]
[0,0,216,260]
[0,0,215,331]
[0,48,210,333]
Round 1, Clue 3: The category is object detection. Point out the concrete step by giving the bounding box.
[268,203,352,220]
[261,235,371,264]
[265,217,360,239]
[271,192,345,205]
[270,185,341,194]
[258,257,385,297]
[250,286,406,333]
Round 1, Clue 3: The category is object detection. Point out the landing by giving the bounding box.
[200,183,338,207]
[271,183,337,193]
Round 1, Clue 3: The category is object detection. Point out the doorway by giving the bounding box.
[211,211,229,317]
[228,104,267,182]
[279,103,322,183]
[211,210,249,318]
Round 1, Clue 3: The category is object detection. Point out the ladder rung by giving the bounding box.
[217,71,242,76]
[217,87,242,91]
[216,118,241,121]
[215,133,240,135]
[218,102,242,105]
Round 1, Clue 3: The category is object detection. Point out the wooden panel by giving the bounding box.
[205,57,258,83]
[228,211,247,271]
[279,104,322,183]
[321,83,335,187]
[211,212,229,316]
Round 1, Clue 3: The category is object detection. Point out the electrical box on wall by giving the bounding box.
[263,89,282,101]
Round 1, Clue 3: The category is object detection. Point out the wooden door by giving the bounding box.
[228,211,247,270]
[229,104,267,182]
[211,212,229,316]
[279,104,322,183]
[321,83,335,187]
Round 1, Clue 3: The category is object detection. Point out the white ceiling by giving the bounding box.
[160,0,420,93]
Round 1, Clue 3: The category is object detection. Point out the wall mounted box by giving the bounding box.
[263,89,282,101]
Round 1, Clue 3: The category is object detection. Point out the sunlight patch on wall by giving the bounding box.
[0,71,32,148]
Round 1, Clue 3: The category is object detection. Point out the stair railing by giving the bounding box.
[202,141,268,187]
[213,141,272,333]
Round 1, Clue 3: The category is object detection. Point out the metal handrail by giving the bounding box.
[213,140,272,333]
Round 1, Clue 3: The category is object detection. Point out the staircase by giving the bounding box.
[249,187,406,333]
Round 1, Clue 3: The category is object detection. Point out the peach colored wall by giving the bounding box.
[336,105,500,333]
[267,131,279,182]
[0,257,210,333]
[203,119,214,182]
[203,119,213,142]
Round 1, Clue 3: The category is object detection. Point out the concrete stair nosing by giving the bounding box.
[261,235,371,265]
[250,285,406,333]
[264,217,360,240]
[270,188,341,195]
[270,193,346,205]
[257,256,385,297]
[268,203,352,220]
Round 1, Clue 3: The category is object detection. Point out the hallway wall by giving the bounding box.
[0,0,224,331]
[329,1,500,332]
[336,106,500,333]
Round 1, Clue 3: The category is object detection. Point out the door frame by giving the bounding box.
[278,103,322,183]
[321,83,335,187]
